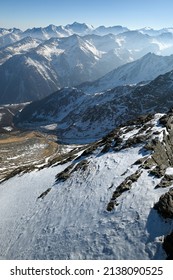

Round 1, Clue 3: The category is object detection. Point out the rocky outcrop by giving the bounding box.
[37,188,51,200]
[155,174,173,189]
[163,231,173,259]
[154,188,173,218]
[107,169,142,211]
[55,159,90,183]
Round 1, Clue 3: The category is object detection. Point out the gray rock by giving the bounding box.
[154,187,173,218]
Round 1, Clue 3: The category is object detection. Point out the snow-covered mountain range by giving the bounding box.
[1,110,173,259]
[79,52,173,93]
[1,22,173,104]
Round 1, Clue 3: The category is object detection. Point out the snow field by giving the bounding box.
[1,143,172,259]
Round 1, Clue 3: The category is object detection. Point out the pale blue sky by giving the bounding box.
[1,0,173,30]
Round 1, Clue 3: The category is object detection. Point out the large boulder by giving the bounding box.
[154,188,173,218]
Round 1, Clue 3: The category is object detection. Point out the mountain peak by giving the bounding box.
[65,22,93,33]
[69,21,90,27]
[141,52,157,59]
[46,24,57,30]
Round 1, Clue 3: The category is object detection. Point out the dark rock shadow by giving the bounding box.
[138,147,151,157]
[145,208,173,259]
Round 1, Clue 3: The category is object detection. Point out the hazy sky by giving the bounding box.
[1,0,173,30]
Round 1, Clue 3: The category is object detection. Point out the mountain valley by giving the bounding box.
[13,69,173,143]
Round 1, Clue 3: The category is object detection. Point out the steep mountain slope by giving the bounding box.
[115,31,160,58]
[0,53,60,104]
[79,53,173,93]
[36,34,132,84]
[0,103,27,133]
[0,34,132,104]
[15,69,173,143]
[0,36,41,65]
[1,111,173,259]
[3,44,173,105]
[35,34,114,85]
[0,28,22,47]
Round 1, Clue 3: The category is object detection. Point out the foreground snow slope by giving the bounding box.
[0,113,173,259]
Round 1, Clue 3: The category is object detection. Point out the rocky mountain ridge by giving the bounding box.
[79,52,173,93]
[15,69,173,143]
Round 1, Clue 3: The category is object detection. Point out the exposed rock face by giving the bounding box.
[163,231,173,259]
[148,110,173,264]
[107,169,142,211]
[155,174,173,189]
[154,188,173,218]
[104,110,173,214]
[91,109,173,260]
[55,159,89,183]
